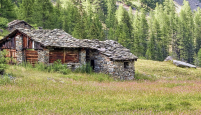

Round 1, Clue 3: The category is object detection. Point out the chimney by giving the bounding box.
[38,27,43,29]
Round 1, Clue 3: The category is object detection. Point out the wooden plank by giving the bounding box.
[49,50,64,63]
[28,40,32,49]
[25,50,38,65]
[23,36,27,48]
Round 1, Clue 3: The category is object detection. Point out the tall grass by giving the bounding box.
[136,59,201,80]
[2,59,201,114]
[1,65,201,114]
[19,60,72,75]
[74,62,93,74]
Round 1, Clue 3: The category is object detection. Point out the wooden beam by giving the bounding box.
[63,48,65,64]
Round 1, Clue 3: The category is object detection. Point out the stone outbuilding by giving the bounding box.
[0,28,138,80]
[7,20,33,32]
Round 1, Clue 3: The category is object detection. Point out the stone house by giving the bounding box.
[0,28,138,80]
[7,20,33,32]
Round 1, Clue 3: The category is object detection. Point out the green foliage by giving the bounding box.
[0,17,8,28]
[75,62,93,74]
[19,60,71,75]
[4,0,201,64]
[0,50,10,74]
[0,74,12,85]
[0,0,16,20]
[18,0,35,23]
[197,48,201,67]
[46,60,71,75]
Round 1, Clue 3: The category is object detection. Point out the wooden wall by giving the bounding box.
[4,49,17,64]
[25,50,38,64]
[49,49,79,64]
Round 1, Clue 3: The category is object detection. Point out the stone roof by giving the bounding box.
[7,20,33,28]
[4,28,138,60]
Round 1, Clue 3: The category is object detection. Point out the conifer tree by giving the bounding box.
[197,48,201,66]
[194,8,201,55]
[178,0,194,63]
[164,0,178,59]
[18,0,34,23]
[106,0,116,28]
[133,9,148,57]
[0,0,16,20]
[32,0,54,29]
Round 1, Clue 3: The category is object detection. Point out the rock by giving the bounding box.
[59,81,64,83]
[173,60,196,68]
[164,56,173,61]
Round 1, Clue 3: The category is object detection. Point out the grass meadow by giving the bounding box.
[1,59,201,114]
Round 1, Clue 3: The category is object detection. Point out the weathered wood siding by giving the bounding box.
[49,49,79,64]
[4,49,17,64]
[22,36,42,50]
[25,50,38,64]
[49,50,64,63]
[65,50,79,63]
[0,37,16,49]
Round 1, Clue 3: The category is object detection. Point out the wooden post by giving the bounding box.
[63,48,65,64]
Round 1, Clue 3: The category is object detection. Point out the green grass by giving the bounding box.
[135,59,201,80]
[1,60,201,114]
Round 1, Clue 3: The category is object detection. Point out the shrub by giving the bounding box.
[0,50,10,74]
[75,62,93,74]
[34,62,46,71]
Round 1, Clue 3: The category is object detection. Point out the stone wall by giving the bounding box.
[88,50,135,80]
[79,49,86,64]
[8,23,32,32]
[15,35,24,64]
[38,49,49,64]
[113,61,135,80]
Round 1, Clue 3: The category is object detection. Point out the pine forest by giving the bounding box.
[1,0,201,65]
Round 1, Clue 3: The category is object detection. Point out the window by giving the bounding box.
[124,62,129,69]
[32,41,34,49]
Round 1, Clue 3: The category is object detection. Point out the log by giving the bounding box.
[173,60,196,68]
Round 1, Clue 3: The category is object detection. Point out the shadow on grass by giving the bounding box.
[134,71,157,81]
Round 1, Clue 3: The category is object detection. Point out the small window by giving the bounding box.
[32,41,34,49]
[124,62,129,69]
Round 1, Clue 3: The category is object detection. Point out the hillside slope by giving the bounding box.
[1,59,201,114]
[136,59,201,80]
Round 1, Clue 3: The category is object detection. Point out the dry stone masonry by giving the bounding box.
[15,35,24,64]
[7,20,33,32]
[2,28,138,80]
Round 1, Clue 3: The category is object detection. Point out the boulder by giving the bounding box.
[173,60,196,68]
[164,56,173,61]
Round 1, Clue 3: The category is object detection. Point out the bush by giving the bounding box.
[75,62,93,74]
[20,60,71,75]
[0,50,10,74]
